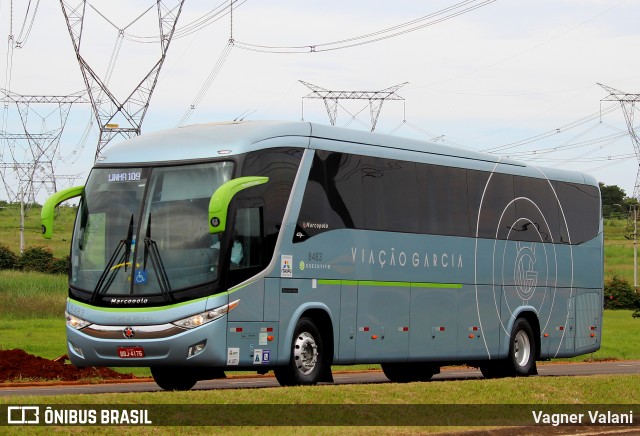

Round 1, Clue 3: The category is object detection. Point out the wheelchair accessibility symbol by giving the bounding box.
[135,270,148,284]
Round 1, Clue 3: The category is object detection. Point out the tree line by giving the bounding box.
[599,183,638,219]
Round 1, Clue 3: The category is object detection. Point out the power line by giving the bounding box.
[482,103,620,153]
[234,0,496,54]
[503,131,628,158]
[14,0,41,48]
[176,39,234,127]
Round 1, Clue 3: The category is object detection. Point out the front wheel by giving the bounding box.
[274,317,325,386]
[150,366,198,391]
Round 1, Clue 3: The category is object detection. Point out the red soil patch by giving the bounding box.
[0,349,136,382]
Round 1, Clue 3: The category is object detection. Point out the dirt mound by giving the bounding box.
[0,349,136,383]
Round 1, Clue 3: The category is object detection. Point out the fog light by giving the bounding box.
[187,340,207,358]
[69,341,84,359]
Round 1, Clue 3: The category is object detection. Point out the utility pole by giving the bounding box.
[634,204,638,287]
[19,186,24,254]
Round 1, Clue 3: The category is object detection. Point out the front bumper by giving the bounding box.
[66,316,227,367]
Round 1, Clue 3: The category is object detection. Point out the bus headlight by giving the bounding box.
[65,311,91,330]
[172,299,239,329]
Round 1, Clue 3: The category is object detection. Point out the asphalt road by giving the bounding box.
[1,360,639,397]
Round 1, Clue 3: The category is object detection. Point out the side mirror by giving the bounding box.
[41,185,84,239]
[209,176,268,234]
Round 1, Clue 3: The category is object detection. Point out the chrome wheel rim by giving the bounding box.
[293,331,318,375]
[514,330,531,367]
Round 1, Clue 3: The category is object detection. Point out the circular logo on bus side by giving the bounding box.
[514,242,539,299]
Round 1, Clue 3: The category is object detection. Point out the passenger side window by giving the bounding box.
[557,182,600,244]
[231,207,263,270]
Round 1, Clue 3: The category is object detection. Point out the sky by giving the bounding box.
[1,0,640,203]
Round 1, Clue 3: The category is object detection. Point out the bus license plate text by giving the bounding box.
[117,346,145,358]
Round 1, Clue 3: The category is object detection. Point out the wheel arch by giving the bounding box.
[509,308,541,359]
[279,303,336,366]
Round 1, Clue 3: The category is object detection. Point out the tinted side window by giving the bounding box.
[466,169,490,237]
[296,151,351,241]
[557,182,600,244]
[296,151,419,240]
[512,176,561,243]
[477,172,516,240]
[360,156,419,233]
[417,164,470,236]
[240,148,303,252]
[295,149,600,245]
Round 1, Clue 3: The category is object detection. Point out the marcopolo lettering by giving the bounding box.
[109,298,149,305]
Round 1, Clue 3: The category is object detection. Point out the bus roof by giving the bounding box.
[98,120,597,186]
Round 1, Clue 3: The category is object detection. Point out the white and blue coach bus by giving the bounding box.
[42,121,603,390]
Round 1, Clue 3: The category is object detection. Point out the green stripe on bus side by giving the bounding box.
[317,279,462,288]
[228,280,257,294]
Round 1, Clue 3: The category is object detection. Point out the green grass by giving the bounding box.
[0,203,76,258]
[0,270,67,319]
[0,319,67,359]
[1,267,638,380]
[4,374,640,404]
[604,218,639,285]
[558,309,639,362]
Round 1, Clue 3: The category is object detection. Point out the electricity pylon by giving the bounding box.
[0,88,87,203]
[599,83,640,200]
[60,0,186,160]
[300,81,407,131]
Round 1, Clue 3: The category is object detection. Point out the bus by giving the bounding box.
[42,120,603,390]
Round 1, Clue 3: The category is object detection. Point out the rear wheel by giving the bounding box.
[275,317,325,386]
[480,317,537,379]
[150,366,198,391]
[508,318,537,376]
[382,362,439,383]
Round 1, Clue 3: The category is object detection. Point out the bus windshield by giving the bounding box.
[70,162,234,300]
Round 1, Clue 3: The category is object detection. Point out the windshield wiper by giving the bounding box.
[90,214,134,303]
[142,214,173,302]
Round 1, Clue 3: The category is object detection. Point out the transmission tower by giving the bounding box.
[300,81,407,131]
[60,1,186,160]
[0,88,87,203]
[598,83,640,200]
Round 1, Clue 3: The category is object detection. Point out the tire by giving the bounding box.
[480,318,537,378]
[479,361,508,379]
[508,317,537,376]
[382,362,439,383]
[150,366,198,391]
[274,317,325,386]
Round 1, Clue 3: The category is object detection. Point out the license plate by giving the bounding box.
[117,346,145,358]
